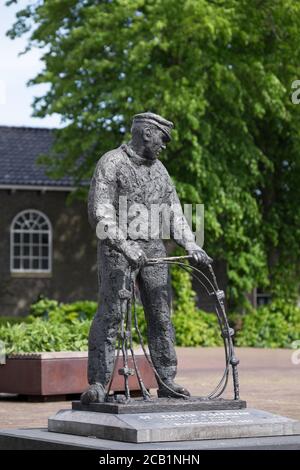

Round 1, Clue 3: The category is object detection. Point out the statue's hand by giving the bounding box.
[187,244,213,265]
[122,242,146,268]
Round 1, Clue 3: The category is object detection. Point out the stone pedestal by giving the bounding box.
[48,398,300,444]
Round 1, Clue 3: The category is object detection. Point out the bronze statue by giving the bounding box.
[81,112,212,404]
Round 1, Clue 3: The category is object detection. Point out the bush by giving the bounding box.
[131,303,222,348]
[9,264,300,351]
[29,297,97,323]
[131,303,148,346]
[170,263,222,346]
[0,298,96,353]
[235,299,300,348]
[171,262,198,318]
[4,295,299,352]
[2,270,298,352]
[172,309,223,347]
[0,318,90,354]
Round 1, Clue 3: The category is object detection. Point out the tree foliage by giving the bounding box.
[7,0,300,307]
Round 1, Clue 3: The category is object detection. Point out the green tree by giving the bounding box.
[7,0,300,307]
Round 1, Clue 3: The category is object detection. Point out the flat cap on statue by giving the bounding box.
[132,112,174,141]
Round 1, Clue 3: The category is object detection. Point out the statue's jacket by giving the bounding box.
[88,143,196,253]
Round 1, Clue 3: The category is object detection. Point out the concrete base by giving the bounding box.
[48,407,300,444]
[1,427,300,450]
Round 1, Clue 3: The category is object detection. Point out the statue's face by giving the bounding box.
[143,127,169,160]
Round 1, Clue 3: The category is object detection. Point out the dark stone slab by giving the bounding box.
[72,397,247,414]
[1,428,300,450]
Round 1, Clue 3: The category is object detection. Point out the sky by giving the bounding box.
[0,0,62,128]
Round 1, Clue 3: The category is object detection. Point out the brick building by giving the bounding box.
[0,126,97,316]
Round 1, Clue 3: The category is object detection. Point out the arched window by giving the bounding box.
[10,210,52,273]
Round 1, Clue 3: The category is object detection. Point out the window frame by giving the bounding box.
[10,209,52,274]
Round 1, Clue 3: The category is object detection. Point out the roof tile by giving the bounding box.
[0,126,75,187]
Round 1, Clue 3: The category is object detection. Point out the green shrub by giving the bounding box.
[7,264,299,352]
[0,297,97,353]
[0,318,90,354]
[171,262,198,318]
[172,309,222,347]
[131,301,222,347]
[131,303,148,345]
[235,299,300,348]
[29,297,97,323]
[170,263,222,346]
[29,298,60,319]
[4,294,300,351]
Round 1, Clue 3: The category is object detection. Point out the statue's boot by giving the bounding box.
[80,383,106,404]
[157,380,191,399]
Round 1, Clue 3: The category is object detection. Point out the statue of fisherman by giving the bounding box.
[81,112,212,404]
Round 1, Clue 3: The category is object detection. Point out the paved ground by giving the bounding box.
[0,347,299,429]
[177,347,300,421]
